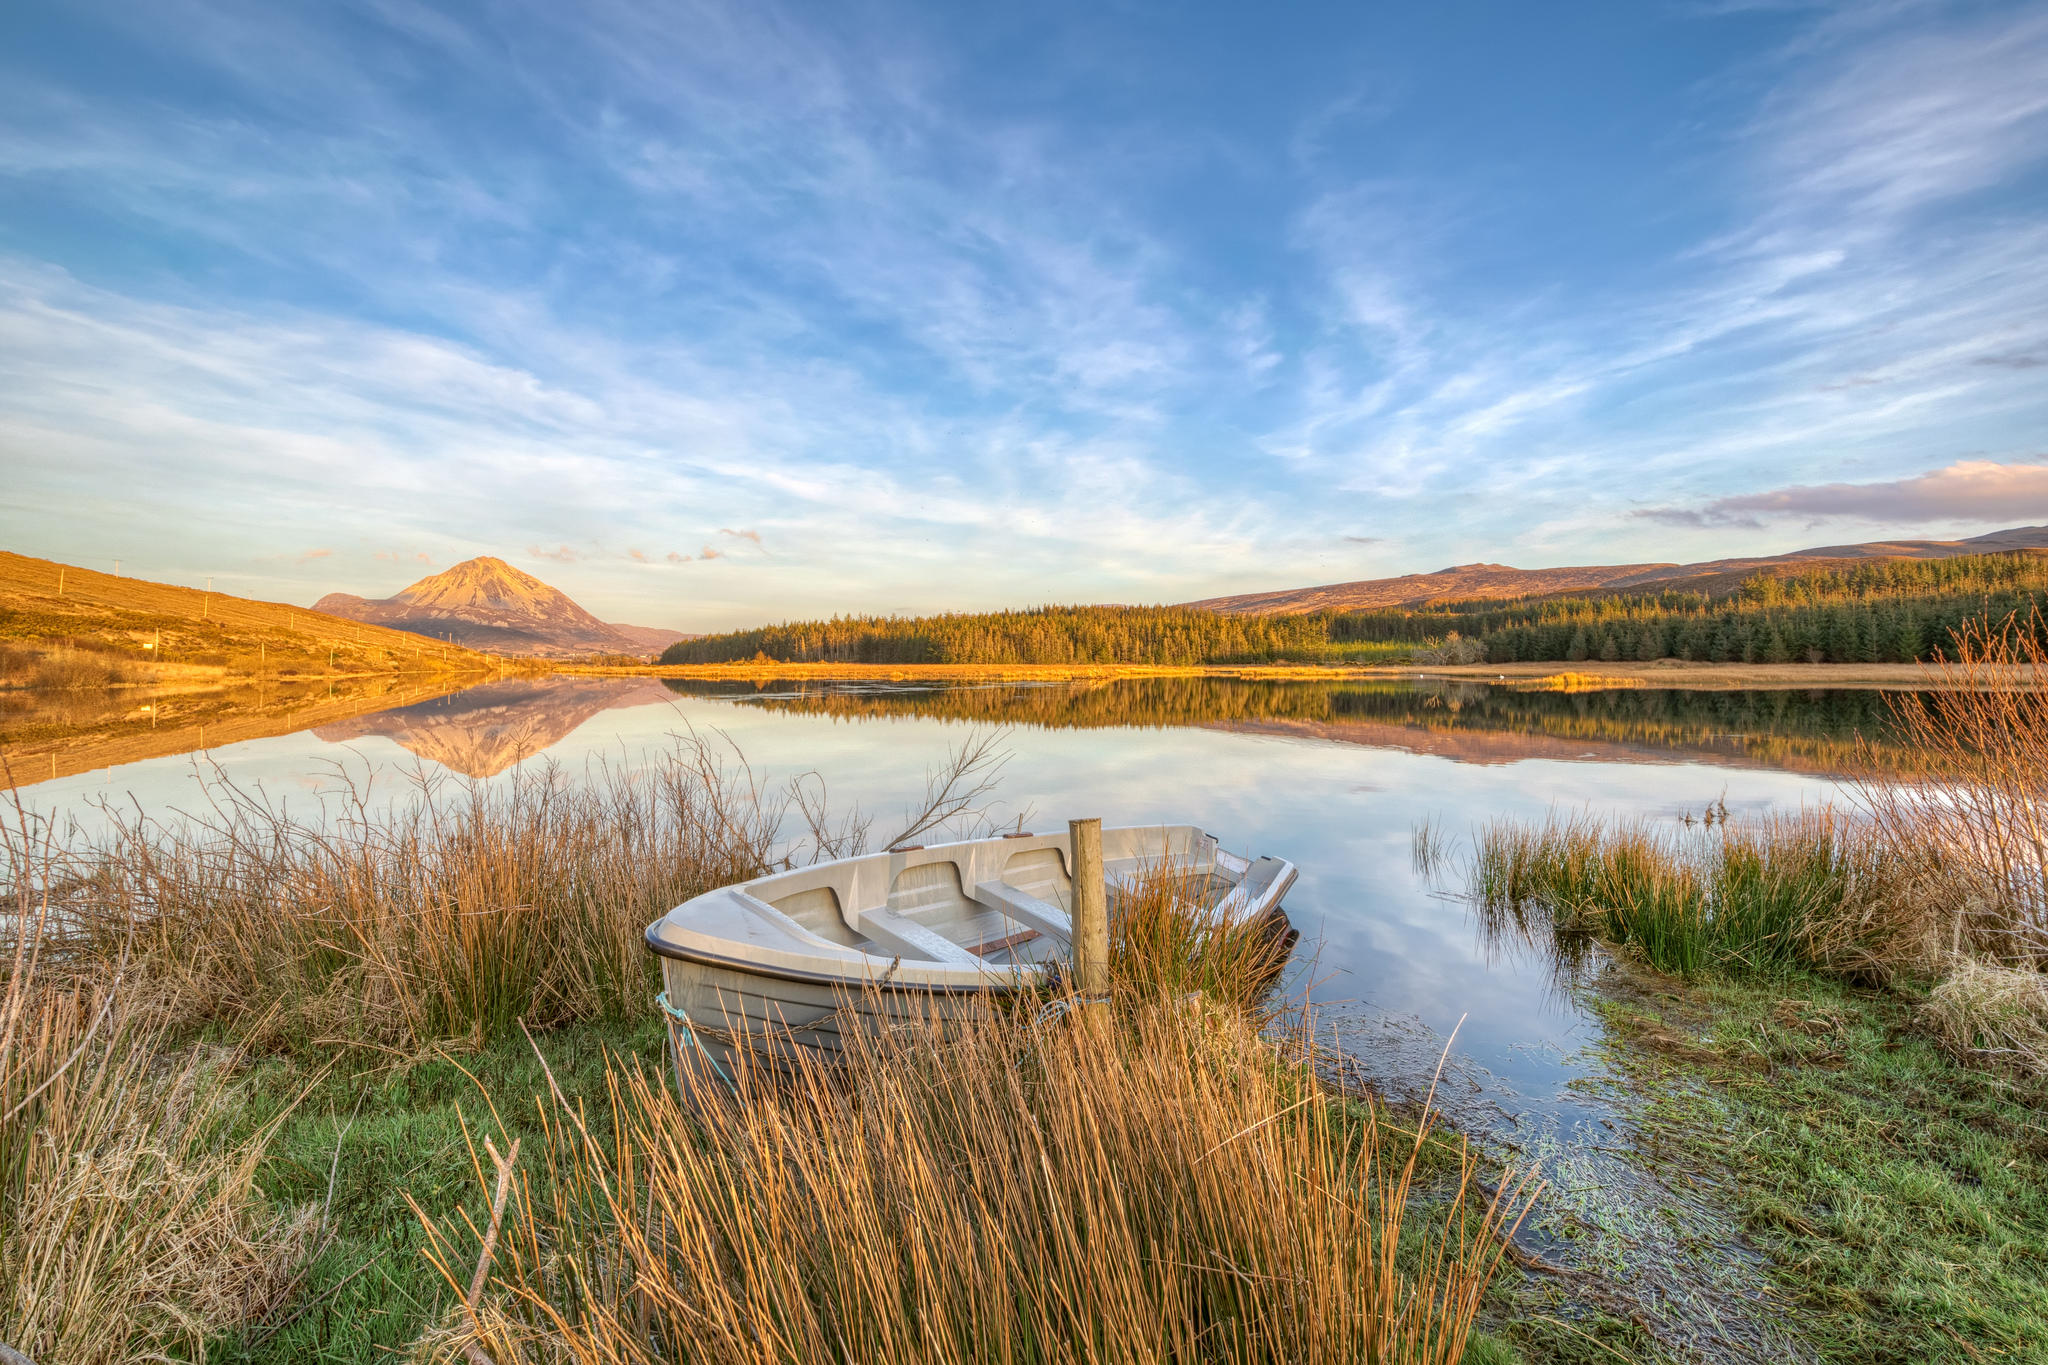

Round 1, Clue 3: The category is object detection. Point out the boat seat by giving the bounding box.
[1214,856,1290,919]
[854,907,985,969]
[973,881,1073,942]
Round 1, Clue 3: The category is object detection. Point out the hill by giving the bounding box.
[314,557,691,659]
[1185,525,2048,615]
[0,550,505,687]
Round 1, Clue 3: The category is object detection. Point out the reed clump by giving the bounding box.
[42,739,785,1052]
[1461,612,2048,1072]
[1110,859,1295,1014]
[417,990,1535,1365]
[1468,810,1864,978]
[0,642,136,691]
[2,806,314,1364]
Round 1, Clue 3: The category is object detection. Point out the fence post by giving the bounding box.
[1069,817,1108,996]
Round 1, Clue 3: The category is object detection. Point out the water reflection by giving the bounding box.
[664,675,1916,776]
[313,676,674,778]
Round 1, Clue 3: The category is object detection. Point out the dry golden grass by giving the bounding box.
[1918,959,2048,1075]
[415,990,1534,1365]
[1509,671,1647,693]
[1851,611,2048,970]
[53,741,780,1052]
[3,803,314,1364]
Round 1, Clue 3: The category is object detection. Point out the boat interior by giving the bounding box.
[737,825,1278,970]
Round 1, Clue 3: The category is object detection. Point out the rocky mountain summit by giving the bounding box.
[314,556,690,658]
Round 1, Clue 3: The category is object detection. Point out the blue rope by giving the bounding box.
[655,989,737,1095]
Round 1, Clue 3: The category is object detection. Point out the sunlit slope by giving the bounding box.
[1188,525,2048,615]
[0,550,506,679]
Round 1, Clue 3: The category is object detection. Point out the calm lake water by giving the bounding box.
[12,673,1911,1359]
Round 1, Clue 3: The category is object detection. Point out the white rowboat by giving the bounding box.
[644,824,1295,1068]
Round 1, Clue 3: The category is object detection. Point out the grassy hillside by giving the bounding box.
[1331,549,2048,663]
[662,551,2048,667]
[0,551,517,686]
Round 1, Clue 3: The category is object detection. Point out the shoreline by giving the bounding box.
[559,658,2005,690]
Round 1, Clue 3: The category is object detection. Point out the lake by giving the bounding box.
[9,671,1913,1360]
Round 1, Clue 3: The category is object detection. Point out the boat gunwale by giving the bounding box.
[641,925,1043,992]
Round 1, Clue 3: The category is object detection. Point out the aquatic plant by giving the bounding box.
[1468,810,1864,978]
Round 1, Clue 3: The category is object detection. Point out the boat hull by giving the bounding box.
[645,824,1297,1085]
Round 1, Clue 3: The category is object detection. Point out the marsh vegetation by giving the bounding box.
[2,736,1534,1364]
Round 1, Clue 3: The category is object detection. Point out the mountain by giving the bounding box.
[314,557,693,658]
[1185,525,2048,616]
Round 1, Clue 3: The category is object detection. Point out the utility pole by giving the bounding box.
[57,568,64,596]
[113,559,120,578]
[203,577,211,619]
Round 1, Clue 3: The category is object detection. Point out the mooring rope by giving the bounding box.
[654,989,738,1096]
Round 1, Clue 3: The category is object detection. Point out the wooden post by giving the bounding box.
[1069,817,1108,995]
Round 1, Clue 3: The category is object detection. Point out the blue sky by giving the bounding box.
[2,1,2045,630]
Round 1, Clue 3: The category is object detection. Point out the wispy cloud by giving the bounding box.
[1639,460,2048,528]
[1,0,2044,621]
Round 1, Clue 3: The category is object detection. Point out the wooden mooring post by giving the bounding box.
[1069,817,1108,996]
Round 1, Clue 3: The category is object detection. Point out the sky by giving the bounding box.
[2,1,2046,631]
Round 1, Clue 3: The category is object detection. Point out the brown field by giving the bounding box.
[0,550,516,681]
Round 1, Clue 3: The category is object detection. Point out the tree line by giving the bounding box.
[660,552,2048,667]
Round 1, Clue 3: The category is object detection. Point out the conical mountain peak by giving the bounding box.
[313,555,692,659]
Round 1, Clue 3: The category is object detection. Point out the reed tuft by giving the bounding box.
[417,992,1535,1365]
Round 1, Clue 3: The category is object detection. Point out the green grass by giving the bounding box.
[1584,970,2048,1364]
[1469,812,1862,978]
[210,1017,664,1361]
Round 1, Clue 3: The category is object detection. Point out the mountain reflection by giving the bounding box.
[664,676,1918,777]
[314,676,675,777]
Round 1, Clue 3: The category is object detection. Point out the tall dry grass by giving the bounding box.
[0,642,135,691]
[2,796,313,1364]
[417,990,1535,1365]
[1110,860,1296,1015]
[43,739,787,1052]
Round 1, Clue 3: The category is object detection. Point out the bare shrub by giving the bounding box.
[1414,631,1488,666]
[1854,610,2048,970]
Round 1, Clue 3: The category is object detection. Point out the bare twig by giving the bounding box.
[881,730,1012,849]
[459,1134,521,1365]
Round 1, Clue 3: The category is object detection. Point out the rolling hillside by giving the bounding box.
[1186,525,2048,615]
[0,550,507,684]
